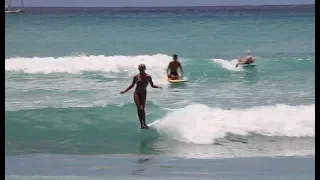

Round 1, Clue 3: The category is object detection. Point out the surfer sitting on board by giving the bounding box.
[120,64,162,129]
[235,49,257,68]
[167,54,184,80]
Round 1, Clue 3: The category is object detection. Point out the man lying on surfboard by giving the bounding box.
[235,49,257,68]
[167,54,184,80]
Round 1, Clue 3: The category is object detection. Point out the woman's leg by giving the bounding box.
[139,93,147,127]
[133,92,144,128]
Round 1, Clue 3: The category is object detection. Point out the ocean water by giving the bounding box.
[5,5,314,180]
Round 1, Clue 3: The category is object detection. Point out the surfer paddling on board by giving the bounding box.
[235,49,257,68]
[120,64,162,129]
[167,54,184,80]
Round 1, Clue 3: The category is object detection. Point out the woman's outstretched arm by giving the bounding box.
[120,76,137,94]
[147,75,162,89]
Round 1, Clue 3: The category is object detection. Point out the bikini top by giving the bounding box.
[135,74,149,88]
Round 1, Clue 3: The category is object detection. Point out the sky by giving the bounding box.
[11,0,315,7]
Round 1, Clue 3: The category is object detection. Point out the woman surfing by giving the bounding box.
[120,64,162,129]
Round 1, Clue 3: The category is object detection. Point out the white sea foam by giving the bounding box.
[5,54,172,75]
[154,103,315,144]
[211,58,243,71]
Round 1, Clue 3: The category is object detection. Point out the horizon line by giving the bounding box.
[15,4,314,8]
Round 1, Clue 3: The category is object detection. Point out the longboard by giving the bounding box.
[147,120,160,127]
[240,64,257,67]
[165,76,188,83]
[139,120,160,131]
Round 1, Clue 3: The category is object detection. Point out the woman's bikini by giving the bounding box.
[135,74,149,94]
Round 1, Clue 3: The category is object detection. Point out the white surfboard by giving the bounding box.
[147,120,160,127]
[240,64,257,67]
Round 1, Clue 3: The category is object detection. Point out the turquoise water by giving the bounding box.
[5,5,314,180]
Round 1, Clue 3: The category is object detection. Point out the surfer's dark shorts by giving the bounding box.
[170,72,179,76]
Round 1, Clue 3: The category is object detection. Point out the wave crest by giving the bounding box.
[5,54,172,74]
[154,103,315,144]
